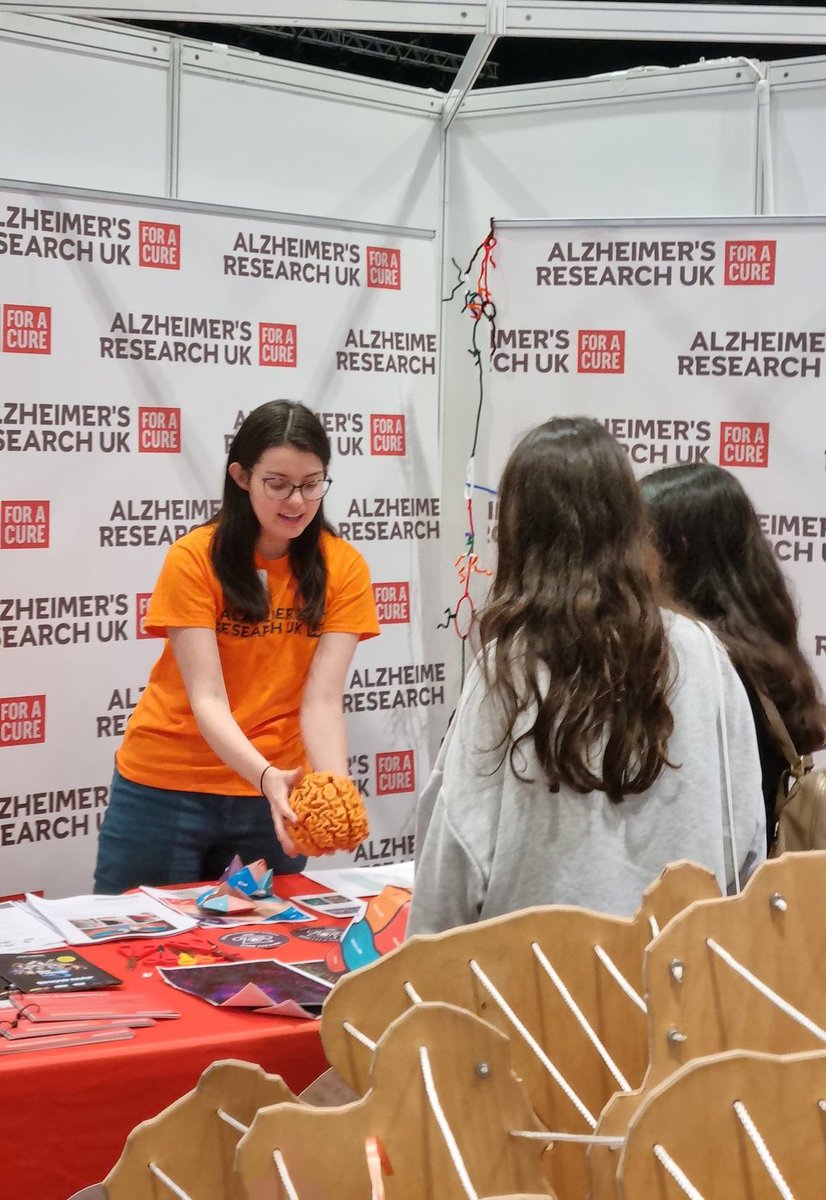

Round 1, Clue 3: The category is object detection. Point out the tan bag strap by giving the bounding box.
[753,689,809,776]
[753,689,815,828]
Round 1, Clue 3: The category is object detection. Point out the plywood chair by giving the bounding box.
[590,851,826,1199]
[83,1060,298,1200]
[617,1049,826,1199]
[636,859,720,940]
[645,852,826,1079]
[237,1002,554,1200]
[321,861,717,1200]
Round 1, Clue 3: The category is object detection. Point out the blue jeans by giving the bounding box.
[94,770,306,894]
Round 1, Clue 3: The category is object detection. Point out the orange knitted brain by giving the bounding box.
[287,772,369,856]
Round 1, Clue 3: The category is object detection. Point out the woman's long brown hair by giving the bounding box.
[478,417,675,803]
[641,462,826,755]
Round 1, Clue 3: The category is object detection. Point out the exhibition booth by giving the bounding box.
[3,5,826,1196]
[3,0,826,897]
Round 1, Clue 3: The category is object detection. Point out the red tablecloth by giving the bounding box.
[1,875,336,1200]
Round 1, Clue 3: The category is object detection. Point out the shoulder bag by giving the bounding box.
[756,691,826,855]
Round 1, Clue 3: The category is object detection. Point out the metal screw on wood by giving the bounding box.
[669,959,685,983]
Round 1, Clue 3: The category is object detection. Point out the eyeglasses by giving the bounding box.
[258,476,332,502]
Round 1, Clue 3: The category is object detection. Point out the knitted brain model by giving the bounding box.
[288,772,369,856]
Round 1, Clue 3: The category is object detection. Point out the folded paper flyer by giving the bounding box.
[25,893,197,946]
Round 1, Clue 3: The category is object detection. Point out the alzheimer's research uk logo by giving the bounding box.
[366,246,401,290]
[0,501,49,549]
[577,330,625,374]
[375,750,415,796]
[370,414,406,455]
[724,240,776,285]
[138,221,181,270]
[719,421,770,468]
[259,323,297,367]
[373,582,410,625]
[2,305,51,354]
[138,407,181,453]
[0,695,46,747]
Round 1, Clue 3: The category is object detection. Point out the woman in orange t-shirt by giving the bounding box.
[93,400,380,893]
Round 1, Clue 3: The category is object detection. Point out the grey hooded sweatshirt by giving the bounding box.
[408,614,766,936]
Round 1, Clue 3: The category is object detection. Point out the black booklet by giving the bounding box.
[0,948,122,994]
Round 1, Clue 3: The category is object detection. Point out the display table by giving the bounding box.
[2,875,336,1200]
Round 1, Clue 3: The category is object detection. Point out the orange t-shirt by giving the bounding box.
[116,524,379,794]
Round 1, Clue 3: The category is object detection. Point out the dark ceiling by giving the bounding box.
[124,3,826,92]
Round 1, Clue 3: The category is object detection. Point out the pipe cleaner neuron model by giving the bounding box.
[438,223,498,681]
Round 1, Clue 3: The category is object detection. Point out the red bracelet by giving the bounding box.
[259,764,273,794]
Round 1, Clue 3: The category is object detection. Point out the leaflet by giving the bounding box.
[0,948,121,993]
[11,991,178,1021]
[300,862,415,901]
[0,901,67,954]
[0,1027,134,1055]
[25,892,197,946]
[159,958,331,1020]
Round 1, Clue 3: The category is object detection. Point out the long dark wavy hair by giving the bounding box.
[210,400,336,631]
[640,462,826,754]
[478,417,675,803]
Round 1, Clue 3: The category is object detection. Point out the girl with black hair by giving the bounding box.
[94,400,379,892]
[408,418,765,935]
[640,461,826,850]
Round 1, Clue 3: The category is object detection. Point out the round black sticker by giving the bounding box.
[219,931,289,950]
[292,927,344,943]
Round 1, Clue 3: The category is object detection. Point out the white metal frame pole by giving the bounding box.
[504,3,826,45]
[6,3,826,45]
[443,0,504,130]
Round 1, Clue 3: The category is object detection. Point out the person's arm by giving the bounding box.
[167,626,302,854]
[299,631,360,775]
[414,711,457,855]
[407,791,485,935]
[407,657,498,936]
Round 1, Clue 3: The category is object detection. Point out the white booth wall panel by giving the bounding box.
[0,17,169,195]
[768,58,826,214]
[438,74,761,632]
[178,68,443,230]
[448,92,758,235]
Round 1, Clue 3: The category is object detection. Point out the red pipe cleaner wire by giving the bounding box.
[467,232,497,319]
[452,495,477,639]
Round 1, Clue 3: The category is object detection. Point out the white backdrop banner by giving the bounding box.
[0,183,444,897]
[482,217,826,700]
